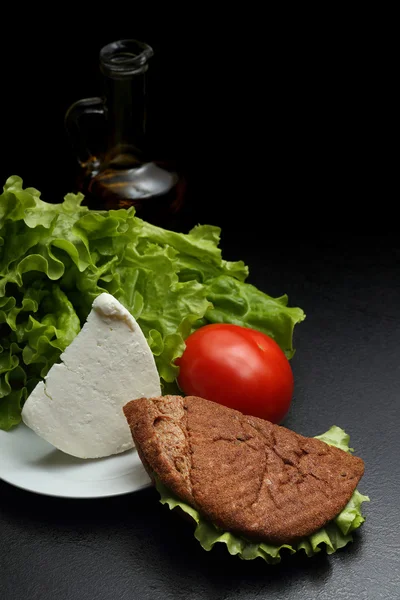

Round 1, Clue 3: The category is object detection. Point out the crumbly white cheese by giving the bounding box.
[21,293,161,459]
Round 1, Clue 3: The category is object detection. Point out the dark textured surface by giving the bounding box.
[1,232,400,600]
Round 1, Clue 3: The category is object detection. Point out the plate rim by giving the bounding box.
[0,423,151,500]
[0,473,151,500]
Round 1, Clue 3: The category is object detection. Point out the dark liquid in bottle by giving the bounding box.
[66,40,188,229]
[81,151,186,229]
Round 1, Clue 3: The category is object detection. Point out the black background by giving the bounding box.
[0,12,398,600]
[0,12,394,233]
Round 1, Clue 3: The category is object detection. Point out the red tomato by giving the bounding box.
[176,324,294,423]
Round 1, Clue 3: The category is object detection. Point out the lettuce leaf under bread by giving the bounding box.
[0,176,305,430]
[156,426,369,563]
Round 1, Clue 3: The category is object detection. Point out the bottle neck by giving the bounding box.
[104,73,147,159]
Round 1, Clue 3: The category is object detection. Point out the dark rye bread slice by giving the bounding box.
[123,395,365,545]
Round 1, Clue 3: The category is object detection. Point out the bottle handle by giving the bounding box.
[64,97,106,168]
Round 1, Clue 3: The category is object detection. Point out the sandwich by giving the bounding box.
[123,394,368,563]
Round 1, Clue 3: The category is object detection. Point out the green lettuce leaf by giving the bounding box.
[157,426,369,563]
[0,176,305,430]
[203,277,305,358]
[0,283,81,430]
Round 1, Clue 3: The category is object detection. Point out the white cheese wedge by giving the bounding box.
[21,293,161,459]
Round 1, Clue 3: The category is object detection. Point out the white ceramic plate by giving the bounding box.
[0,423,151,499]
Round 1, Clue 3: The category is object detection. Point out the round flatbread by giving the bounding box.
[124,395,364,545]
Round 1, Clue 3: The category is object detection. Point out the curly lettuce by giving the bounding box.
[0,176,305,430]
[157,426,369,563]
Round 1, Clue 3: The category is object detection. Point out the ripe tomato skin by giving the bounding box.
[176,324,294,424]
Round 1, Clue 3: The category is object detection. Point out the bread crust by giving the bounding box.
[123,395,365,545]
